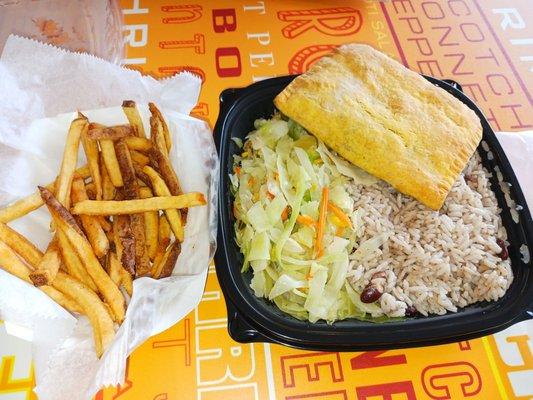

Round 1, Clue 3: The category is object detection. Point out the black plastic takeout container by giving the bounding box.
[214,75,533,351]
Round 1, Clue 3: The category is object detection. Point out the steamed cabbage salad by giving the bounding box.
[230,115,385,323]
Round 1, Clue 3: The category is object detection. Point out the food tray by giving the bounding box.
[214,75,533,351]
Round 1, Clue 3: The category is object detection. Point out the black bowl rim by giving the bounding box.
[214,75,533,351]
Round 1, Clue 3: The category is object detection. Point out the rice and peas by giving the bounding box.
[231,116,512,322]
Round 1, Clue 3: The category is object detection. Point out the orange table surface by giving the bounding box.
[1,1,532,399]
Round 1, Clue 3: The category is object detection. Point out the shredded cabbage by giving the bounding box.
[232,116,386,323]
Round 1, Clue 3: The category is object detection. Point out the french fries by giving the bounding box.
[139,187,158,260]
[0,240,81,314]
[53,272,114,357]
[88,124,136,140]
[56,116,87,207]
[150,115,168,155]
[41,116,86,285]
[71,178,109,258]
[130,150,150,167]
[0,239,37,281]
[120,267,133,296]
[147,147,183,196]
[149,102,171,153]
[81,127,102,200]
[100,155,116,200]
[143,166,184,242]
[100,140,124,187]
[30,240,62,286]
[71,193,205,216]
[40,187,125,323]
[122,101,146,138]
[107,252,122,285]
[115,138,150,276]
[0,101,206,357]
[0,190,49,223]
[125,136,151,151]
[57,230,98,292]
[133,163,153,190]
[0,222,43,268]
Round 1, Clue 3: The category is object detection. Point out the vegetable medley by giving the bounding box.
[231,116,387,323]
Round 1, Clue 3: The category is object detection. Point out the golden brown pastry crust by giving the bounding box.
[274,44,482,210]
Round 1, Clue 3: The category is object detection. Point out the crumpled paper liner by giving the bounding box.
[0,35,218,399]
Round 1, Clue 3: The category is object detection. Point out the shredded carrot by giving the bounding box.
[314,187,329,258]
[281,206,289,221]
[296,214,316,227]
[328,202,352,228]
[234,166,241,176]
[248,177,255,186]
[267,191,275,200]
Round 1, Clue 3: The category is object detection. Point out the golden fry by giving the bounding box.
[139,187,158,260]
[142,166,184,241]
[72,165,91,180]
[107,252,122,285]
[0,162,91,223]
[125,136,151,151]
[39,187,84,235]
[30,240,61,286]
[81,128,102,200]
[100,155,116,200]
[134,163,153,190]
[130,150,150,167]
[57,218,125,323]
[57,230,98,291]
[0,239,34,281]
[56,117,87,207]
[147,147,182,196]
[149,115,167,155]
[122,100,146,138]
[71,178,109,258]
[0,240,81,314]
[149,102,171,153]
[40,187,125,322]
[0,191,46,223]
[71,193,205,216]
[53,272,115,357]
[0,222,43,268]
[100,140,124,187]
[87,124,135,140]
[120,267,133,296]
